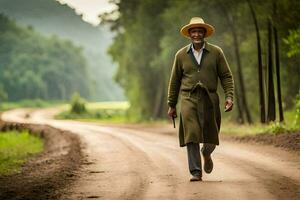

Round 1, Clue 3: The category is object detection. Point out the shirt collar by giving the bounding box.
[186,41,210,53]
[191,43,205,53]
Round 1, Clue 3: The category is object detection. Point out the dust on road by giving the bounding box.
[1,108,300,200]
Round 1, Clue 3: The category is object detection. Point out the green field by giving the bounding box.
[55,101,132,123]
[56,100,299,135]
[0,99,65,112]
[85,101,130,110]
[0,130,44,175]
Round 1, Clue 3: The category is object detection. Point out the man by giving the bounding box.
[167,17,234,182]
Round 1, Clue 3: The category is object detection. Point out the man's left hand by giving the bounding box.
[224,98,233,112]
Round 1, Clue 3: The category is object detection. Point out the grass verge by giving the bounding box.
[0,99,65,112]
[221,108,300,136]
[0,130,44,175]
[55,101,132,124]
[56,100,299,134]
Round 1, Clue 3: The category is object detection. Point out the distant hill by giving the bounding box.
[0,0,124,101]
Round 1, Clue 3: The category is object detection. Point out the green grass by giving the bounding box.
[55,101,131,124]
[56,100,300,134]
[221,108,300,136]
[86,101,129,110]
[56,109,129,123]
[56,101,171,124]
[0,99,65,111]
[284,108,300,129]
[0,130,44,175]
[221,122,266,136]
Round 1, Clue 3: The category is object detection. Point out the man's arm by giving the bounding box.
[217,49,234,112]
[167,53,183,117]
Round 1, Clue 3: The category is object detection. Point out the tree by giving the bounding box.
[272,2,284,122]
[0,14,92,101]
[267,18,276,122]
[247,0,266,123]
[102,0,300,122]
[0,84,8,103]
[218,1,253,124]
[103,0,169,120]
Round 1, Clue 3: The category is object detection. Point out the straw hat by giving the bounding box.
[180,17,215,38]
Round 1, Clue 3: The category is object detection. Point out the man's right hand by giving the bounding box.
[168,107,177,118]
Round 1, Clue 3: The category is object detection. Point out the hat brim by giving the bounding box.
[180,23,215,38]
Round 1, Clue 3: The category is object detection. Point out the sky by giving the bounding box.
[57,0,117,25]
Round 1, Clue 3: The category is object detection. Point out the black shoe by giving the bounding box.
[203,154,213,174]
[190,175,202,182]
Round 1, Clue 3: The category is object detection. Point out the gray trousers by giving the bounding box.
[187,143,216,176]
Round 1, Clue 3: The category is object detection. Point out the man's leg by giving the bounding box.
[187,142,202,181]
[201,143,215,173]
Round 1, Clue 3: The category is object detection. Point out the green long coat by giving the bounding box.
[167,42,234,147]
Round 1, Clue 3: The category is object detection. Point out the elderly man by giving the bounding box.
[167,17,234,181]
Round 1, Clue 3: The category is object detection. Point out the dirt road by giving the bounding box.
[2,108,300,200]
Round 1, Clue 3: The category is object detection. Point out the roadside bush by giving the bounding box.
[294,90,300,128]
[70,93,87,114]
[266,122,289,135]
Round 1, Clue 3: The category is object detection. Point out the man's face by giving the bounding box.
[189,27,206,44]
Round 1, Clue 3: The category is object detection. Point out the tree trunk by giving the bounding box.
[274,27,284,122]
[153,75,166,118]
[267,18,276,122]
[218,2,247,124]
[153,60,170,119]
[247,0,266,123]
[272,2,284,122]
[230,16,253,124]
[234,86,245,124]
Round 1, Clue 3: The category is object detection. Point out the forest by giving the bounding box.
[0,14,91,101]
[101,0,300,123]
[0,0,125,102]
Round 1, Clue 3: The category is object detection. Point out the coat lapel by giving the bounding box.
[188,50,200,67]
[187,47,208,71]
